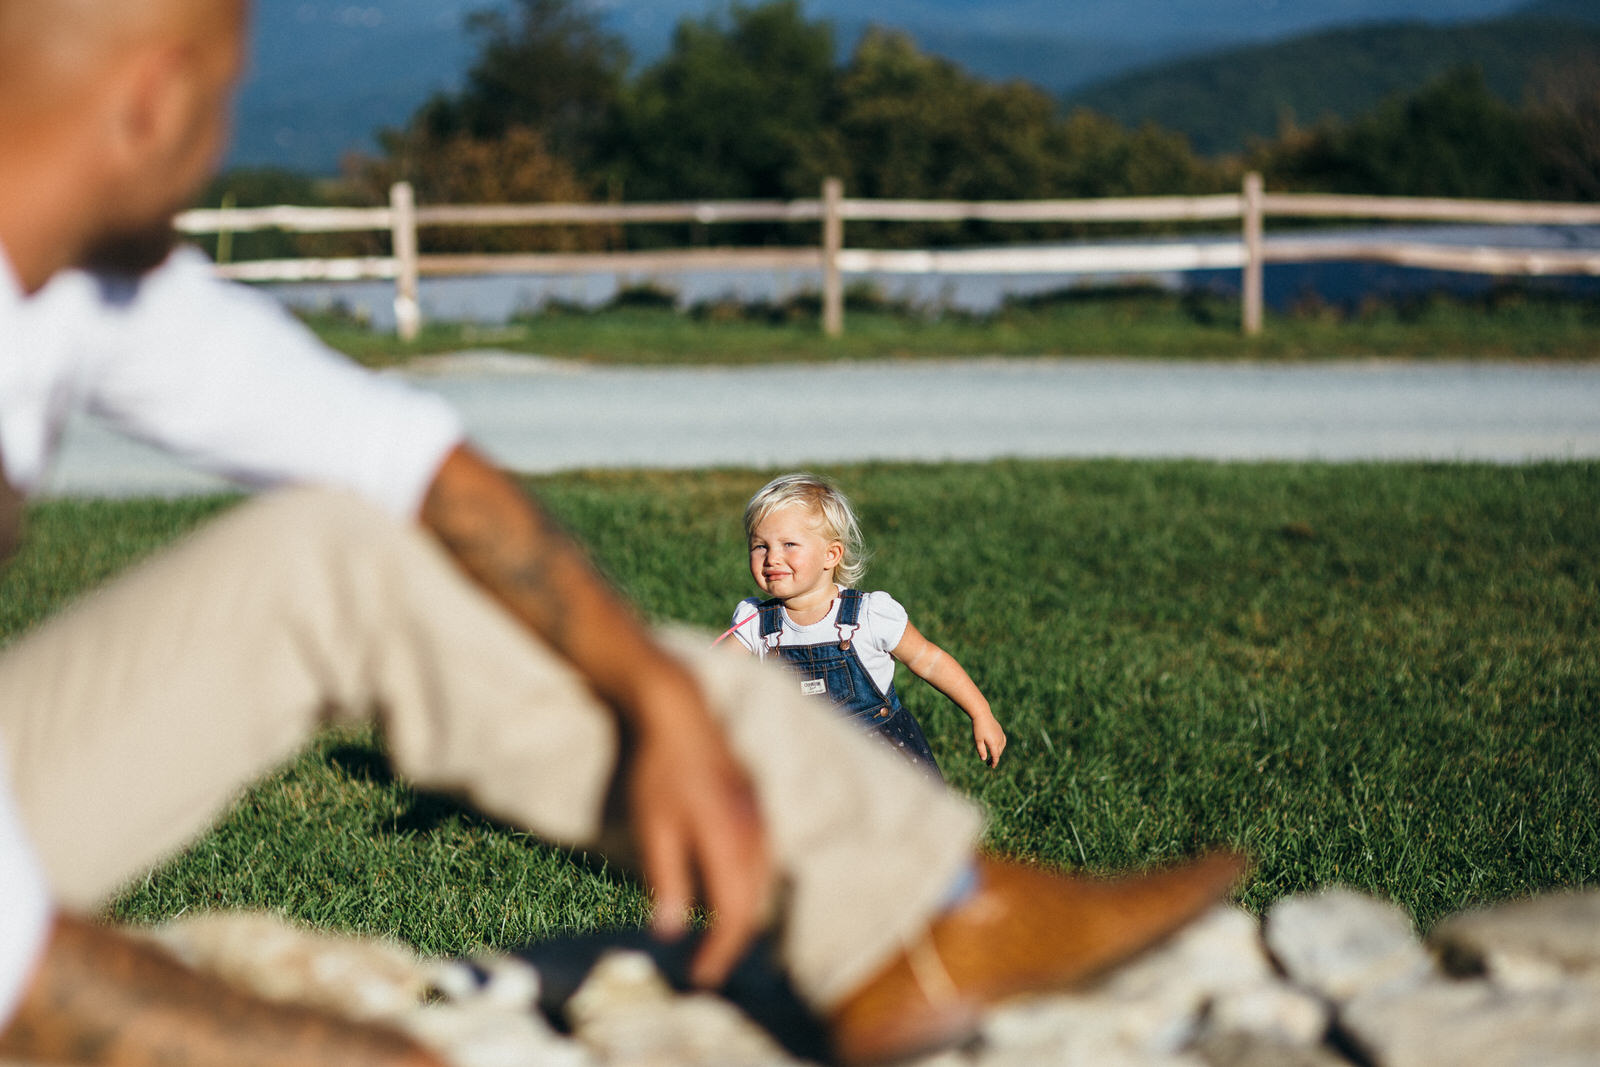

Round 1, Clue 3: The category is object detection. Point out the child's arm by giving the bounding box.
[890,622,1007,768]
[715,603,763,654]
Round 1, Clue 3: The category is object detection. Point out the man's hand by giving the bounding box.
[629,685,771,987]
[0,915,440,1067]
[420,445,774,987]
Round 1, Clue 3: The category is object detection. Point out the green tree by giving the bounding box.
[618,1,844,202]
[1254,66,1549,198]
[415,0,629,176]
[345,126,606,254]
[835,29,1227,245]
[1524,49,1600,199]
[837,29,1056,201]
[1053,109,1228,199]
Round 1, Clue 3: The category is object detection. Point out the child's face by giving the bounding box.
[748,505,844,603]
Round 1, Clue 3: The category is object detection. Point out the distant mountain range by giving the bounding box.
[231,0,1545,174]
[1066,8,1600,155]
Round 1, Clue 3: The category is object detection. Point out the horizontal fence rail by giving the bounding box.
[179,205,395,233]
[1261,194,1600,226]
[837,193,1247,224]
[174,176,1600,339]
[417,200,825,226]
[835,244,1248,275]
[1262,239,1600,277]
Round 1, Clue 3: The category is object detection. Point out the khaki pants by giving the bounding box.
[0,488,980,1006]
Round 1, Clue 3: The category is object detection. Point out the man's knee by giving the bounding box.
[212,486,420,567]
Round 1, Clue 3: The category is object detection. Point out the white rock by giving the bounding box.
[1264,889,1434,1003]
[456,955,544,1012]
[1192,1031,1352,1067]
[144,910,430,1021]
[1204,981,1329,1047]
[980,992,1205,1065]
[973,904,1274,1067]
[1103,906,1275,1005]
[400,1001,595,1067]
[1341,976,1600,1067]
[905,1049,976,1067]
[976,1045,1203,1067]
[1429,890,1600,988]
[566,950,677,1017]
[565,951,800,1066]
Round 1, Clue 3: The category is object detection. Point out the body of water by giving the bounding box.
[263,224,1600,332]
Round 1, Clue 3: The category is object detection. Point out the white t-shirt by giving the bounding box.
[730,589,909,692]
[0,244,468,1026]
[0,246,463,516]
[0,737,52,1028]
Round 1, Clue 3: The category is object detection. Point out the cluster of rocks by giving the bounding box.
[144,886,1600,1067]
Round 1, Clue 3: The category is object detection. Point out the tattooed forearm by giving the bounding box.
[419,445,697,721]
[0,915,440,1067]
[421,446,575,647]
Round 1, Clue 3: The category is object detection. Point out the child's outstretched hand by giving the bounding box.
[972,710,1007,768]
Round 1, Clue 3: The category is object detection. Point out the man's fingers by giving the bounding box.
[689,821,770,988]
[645,826,693,941]
[689,775,771,988]
[692,900,756,988]
[623,690,773,990]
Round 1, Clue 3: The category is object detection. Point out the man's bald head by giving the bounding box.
[0,0,250,289]
[0,0,246,109]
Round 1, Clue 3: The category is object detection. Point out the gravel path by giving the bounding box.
[45,355,1600,496]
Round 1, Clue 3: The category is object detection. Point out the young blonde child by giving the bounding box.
[722,473,1006,778]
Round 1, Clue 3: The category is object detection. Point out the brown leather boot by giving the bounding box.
[827,850,1247,1065]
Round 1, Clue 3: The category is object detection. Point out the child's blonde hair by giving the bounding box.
[744,473,869,586]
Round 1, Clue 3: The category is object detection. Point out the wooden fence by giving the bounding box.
[175,174,1600,340]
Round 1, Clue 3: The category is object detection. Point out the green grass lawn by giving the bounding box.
[5,459,1597,956]
[308,286,1600,368]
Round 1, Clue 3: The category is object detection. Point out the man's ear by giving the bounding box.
[102,45,192,173]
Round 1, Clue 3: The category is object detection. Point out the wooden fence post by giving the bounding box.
[822,177,844,337]
[216,190,235,265]
[390,181,421,341]
[1242,172,1264,337]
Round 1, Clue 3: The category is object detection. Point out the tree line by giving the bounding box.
[203,0,1600,259]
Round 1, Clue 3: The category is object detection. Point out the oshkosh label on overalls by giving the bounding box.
[800,678,827,696]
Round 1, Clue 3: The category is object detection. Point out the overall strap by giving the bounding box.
[835,589,896,705]
[835,589,863,650]
[756,598,786,651]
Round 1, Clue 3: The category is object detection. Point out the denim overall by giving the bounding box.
[758,590,942,779]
